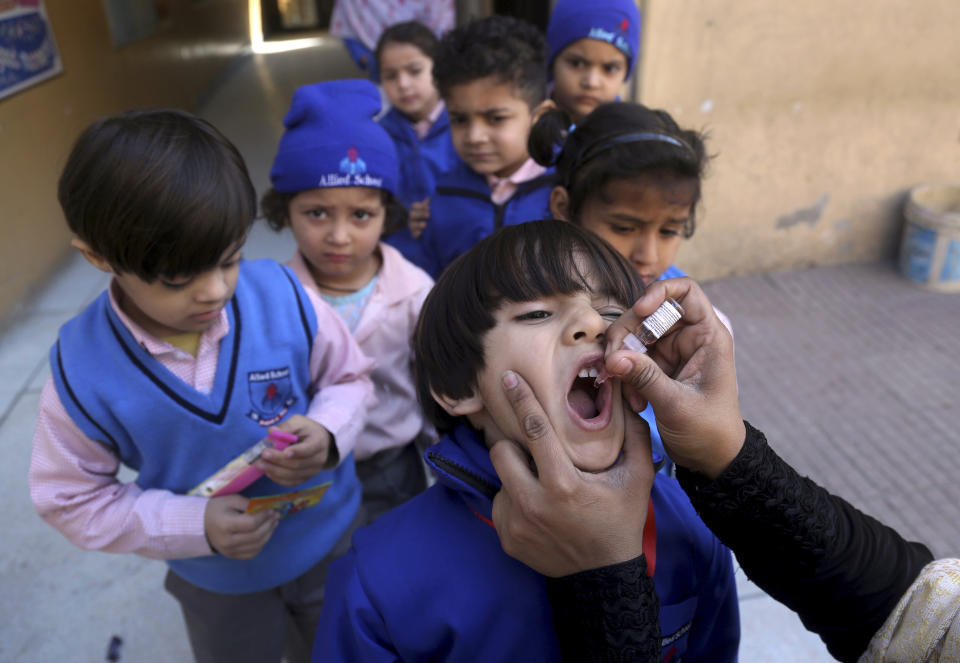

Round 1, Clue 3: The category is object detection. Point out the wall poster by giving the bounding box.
[0,0,62,101]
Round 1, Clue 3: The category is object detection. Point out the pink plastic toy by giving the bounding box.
[188,430,298,497]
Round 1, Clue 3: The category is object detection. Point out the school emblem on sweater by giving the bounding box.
[246,367,296,426]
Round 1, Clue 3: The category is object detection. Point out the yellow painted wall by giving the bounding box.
[637,1,960,279]
[0,0,249,323]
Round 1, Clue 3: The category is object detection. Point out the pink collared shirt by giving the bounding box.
[288,243,436,460]
[486,158,548,205]
[412,100,445,140]
[29,276,375,560]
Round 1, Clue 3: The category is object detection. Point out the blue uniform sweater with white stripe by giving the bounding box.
[313,423,739,662]
[50,259,361,594]
[419,160,556,277]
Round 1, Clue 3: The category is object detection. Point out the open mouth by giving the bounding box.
[566,355,613,431]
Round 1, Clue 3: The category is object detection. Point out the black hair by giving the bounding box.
[375,20,439,68]
[58,109,255,281]
[433,15,548,108]
[529,102,709,237]
[260,187,408,237]
[414,219,642,431]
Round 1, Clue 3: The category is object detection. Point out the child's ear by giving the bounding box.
[531,98,556,124]
[70,238,113,274]
[549,185,571,221]
[431,388,484,417]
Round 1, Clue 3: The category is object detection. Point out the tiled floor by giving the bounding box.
[4,34,957,662]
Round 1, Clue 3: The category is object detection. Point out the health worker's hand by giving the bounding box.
[604,277,745,479]
[409,198,430,239]
[204,494,279,559]
[257,415,335,486]
[490,370,655,577]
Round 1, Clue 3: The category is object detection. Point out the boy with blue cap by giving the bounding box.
[547,0,641,123]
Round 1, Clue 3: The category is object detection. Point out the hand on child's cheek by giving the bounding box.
[257,415,333,486]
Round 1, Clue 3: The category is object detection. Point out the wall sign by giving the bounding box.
[0,0,62,101]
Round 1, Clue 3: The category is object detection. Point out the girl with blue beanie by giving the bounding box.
[529,100,735,476]
[262,79,436,524]
[546,0,641,123]
[375,20,459,271]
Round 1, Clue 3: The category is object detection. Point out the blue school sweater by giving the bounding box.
[419,161,556,277]
[312,424,740,662]
[379,105,459,270]
[49,259,362,594]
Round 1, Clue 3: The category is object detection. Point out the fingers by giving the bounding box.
[604,277,708,357]
[489,438,539,501]
[500,371,577,487]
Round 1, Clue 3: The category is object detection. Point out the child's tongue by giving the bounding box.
[567,387,598,420]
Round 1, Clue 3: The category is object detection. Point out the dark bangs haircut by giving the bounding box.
[529,102,709,237]
[58,109,256,281]
[414,219,642,431]
[375,20,439,68]
[260,188,408,237]
[432,15,547,108]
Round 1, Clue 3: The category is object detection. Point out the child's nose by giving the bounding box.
[631,236,658,266]
[466,122,486,144]
[326,219,350,244]
[565,309,606,344]
[582,67,601,89]
[195,269,229,302]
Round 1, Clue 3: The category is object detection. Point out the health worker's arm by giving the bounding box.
[29,377,211,559]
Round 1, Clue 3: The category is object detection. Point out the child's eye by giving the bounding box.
[598,308,624,321]
[566,57,586,69]
[660,227,682,238]
[609,223,635,235]
[515,310,551,322]
[382,71,397,82]
[353,209,374,221]
[450,114,467,126]
[603,63,623,75]
[408,66,422,76]
[307,208,328,219]
[488,115,507,125]
[161,278,192,291]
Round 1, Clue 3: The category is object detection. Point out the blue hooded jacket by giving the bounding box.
[313,424,739,662]
[419,160,556,277]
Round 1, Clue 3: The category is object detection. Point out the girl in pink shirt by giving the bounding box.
[262,79,436,523]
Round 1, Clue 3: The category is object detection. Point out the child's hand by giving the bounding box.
[258,416,334,486]
[409,198,430,238]
[204,494,279,559]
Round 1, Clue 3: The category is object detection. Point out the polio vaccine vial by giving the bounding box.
[622,298,685,353]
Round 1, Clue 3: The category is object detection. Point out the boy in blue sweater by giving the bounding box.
[29,110,374,663]
[419,15,556,278]
[313,220,740,662]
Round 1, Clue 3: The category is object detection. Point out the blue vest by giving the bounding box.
[50,259,361,594]
[419,161,556,277]
[313,424,740,662]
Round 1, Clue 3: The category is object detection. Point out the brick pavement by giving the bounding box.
[703,261,960,558]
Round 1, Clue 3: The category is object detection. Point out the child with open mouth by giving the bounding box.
[312,219,740,662]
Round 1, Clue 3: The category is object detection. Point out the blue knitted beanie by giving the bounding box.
[269,79,399,196]
[546,0,641,77]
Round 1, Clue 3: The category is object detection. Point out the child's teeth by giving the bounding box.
[578,368,588,378]
[588,368,598,378]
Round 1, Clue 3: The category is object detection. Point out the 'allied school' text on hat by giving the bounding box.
[269,79,399,196]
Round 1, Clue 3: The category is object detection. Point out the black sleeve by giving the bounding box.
[546,555,661,663]
[677,421,934,662]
